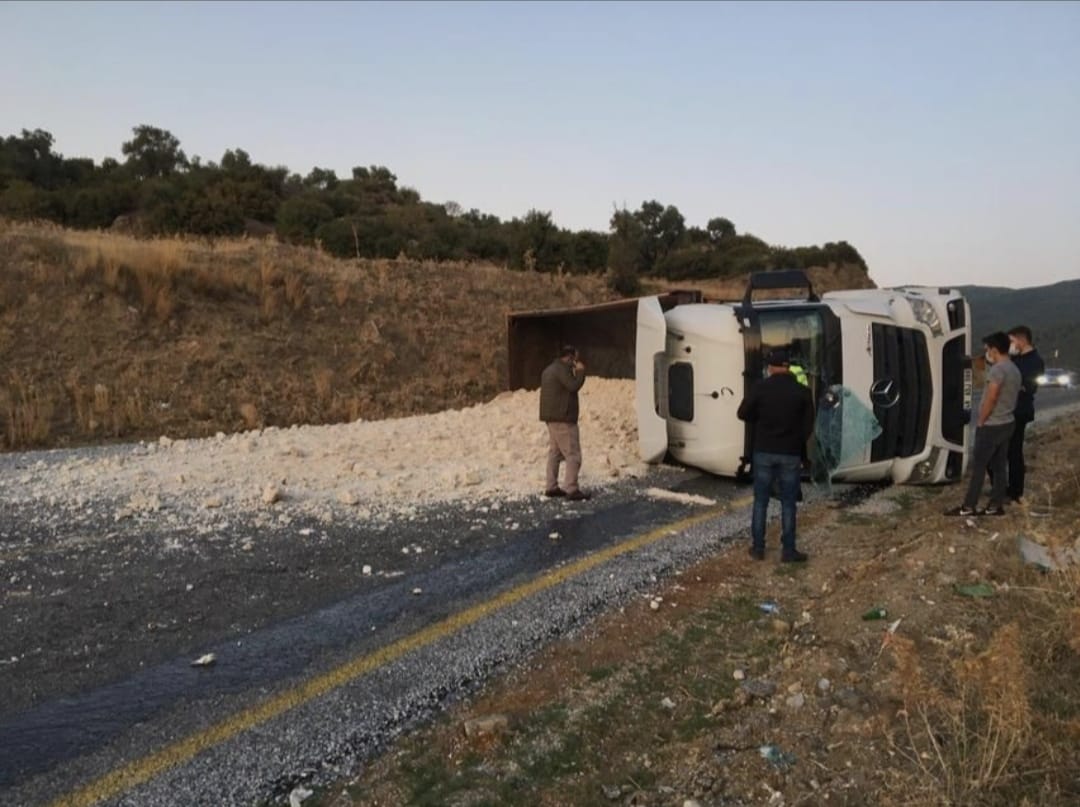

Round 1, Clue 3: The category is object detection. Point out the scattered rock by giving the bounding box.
[261,484,281,505]
[650,599,661,611]
[817,677,832,693]
[337,490,359,506]
[289,787,313,807]
[834,687,863,710]
[191,653,216,667]
[362,565,372,575]
[785,692,806,710]
[203,496,224,509]
[733,668,746,681]
[740,679,777,699]
[326,789,354,807]
[770,619,792,635]
[463,714,509,739]
[660,696,677,710]
[602,784,622,801]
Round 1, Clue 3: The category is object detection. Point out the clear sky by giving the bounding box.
[3,1,1078,289]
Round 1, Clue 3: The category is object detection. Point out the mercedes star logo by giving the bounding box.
[870,378,900,409]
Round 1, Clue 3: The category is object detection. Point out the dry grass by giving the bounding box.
[889,624,1033,805]
[878,427,1080,806]
[0,218,616,450]
[2,373,53,448]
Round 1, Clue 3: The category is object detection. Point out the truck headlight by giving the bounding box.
[1036,375,1049,385]
[910,449,940,482]
[909,298,943,335]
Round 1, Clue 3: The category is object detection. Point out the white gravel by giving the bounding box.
[1,379,647,529]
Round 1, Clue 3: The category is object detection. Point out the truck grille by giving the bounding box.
[940,336,969,445]
[870,325,931,461]
[946,299,965,331]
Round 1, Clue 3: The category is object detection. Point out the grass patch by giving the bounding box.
[585,664,617,682]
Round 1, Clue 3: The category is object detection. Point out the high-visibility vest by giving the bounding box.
[790,363,809,387]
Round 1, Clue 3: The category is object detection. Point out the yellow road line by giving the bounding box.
[51,494,753,807]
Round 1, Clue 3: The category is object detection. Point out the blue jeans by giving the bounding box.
[751,452,801,553]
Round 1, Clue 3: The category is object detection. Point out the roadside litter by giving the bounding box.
[954,582,994,598]
[190,653,216,667]
[861,606,887,620]
[1018,535,1080,572]
[758,601,781,615]
[759,744,797,770]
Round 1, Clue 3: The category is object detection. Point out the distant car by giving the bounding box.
[1036,368,1075,388]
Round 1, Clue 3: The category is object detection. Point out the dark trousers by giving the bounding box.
[963,422,1014,510]
[1007,418,1031,499]
[751,451,801,553]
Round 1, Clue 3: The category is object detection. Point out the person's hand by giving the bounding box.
[574,360,585,372]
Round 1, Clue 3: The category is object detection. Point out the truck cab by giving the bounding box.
[637,271,971,484]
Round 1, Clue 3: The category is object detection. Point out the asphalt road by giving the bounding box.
[1,453,769,806]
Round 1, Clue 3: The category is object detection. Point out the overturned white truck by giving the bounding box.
[636,271,972,484]
[506,270,972,485]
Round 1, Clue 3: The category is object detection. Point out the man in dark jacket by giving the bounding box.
[1005,325,1045,503]
[539,345,590,501]
[737,348,815,562]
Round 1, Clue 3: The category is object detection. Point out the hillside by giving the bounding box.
[960,279,1080,366]
[0,221,872,452]
[0,221,610,451]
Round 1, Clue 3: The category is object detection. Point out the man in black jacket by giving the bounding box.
[737,348,815,562]
[1005,325,1045,503]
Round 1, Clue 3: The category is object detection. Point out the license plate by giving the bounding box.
[962,368,973,411]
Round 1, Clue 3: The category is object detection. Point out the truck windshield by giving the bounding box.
[758,309,826,399]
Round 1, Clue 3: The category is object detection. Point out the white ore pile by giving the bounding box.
[2,379,650,529]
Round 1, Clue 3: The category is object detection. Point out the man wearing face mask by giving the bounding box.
[946,332,1022,517]
[1004,326,1045,503]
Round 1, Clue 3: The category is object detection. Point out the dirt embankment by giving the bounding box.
[324,415,1080,807]
[0,221,611,451]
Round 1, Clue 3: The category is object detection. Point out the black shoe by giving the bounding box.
[781,549,808,563]
[544,487,567,497]
[566,490,592,501]
[944,506,976,516]
[976,505,1006,516]
[749,546,765,561]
